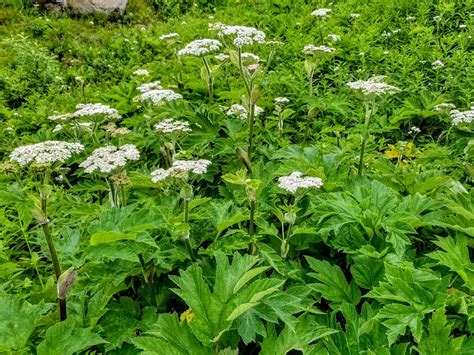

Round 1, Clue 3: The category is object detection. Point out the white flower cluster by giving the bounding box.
[80,144,140,174]
[73,103,121,119]
[53,122,93,133]
[408,126,421,134]
[154,119,192,133]
[277,171,323,194]
[433,102,456,112]
[135,89,183,105]
[178,39,222,56]
[226,104,264,120]
[241,52,260,63]
[347,76,400,96]
[10,141,84,166]
[274,97,290,104]
[133,69,150,76]
[48,103,120,121]
[450,107,474,125]
[160,33,179,40]
[210,22,266,47]
[215,53,230,61]
[151,159,212,183]
[432,60,444,69]
[350,13,360,18]
[303,45,336,55]
[137,81,163,93]
[311,8,332,18]
[327,34,341,41]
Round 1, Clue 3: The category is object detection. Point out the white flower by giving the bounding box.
[215,53,230,61]
[79,144,140,174]
[327,34,341,41]
[408,126,421,134]
[274,97,290,104]
[151,159,212,182]
[347,76,400,96]
[133,69,150,76]
[350,13,360,18]
[178,39,222,56]
[154,119,191,133]
[73,103,121,119]
[432,60,444,69]
[53,122,92,133]
[135,89,183,105]
[247,64,260,72]
[137,81,163,93]
[278,171,323,194]
[406,16,416,20]
[433,102,456,112]
[433,15,442,21]
[10,141,84,166]
[303,44,336,55]
[48,113,75,121]
[459,24,467,28]
[209,22,266,47]
[226,104,264,120]
[241,52,260,63]
[311,8,332,18]
[160,33,179,40]
[450,107,474,125]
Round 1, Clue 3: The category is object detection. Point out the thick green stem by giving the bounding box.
[202,57,214,101]
[40,195,66,321]
[358,100,373,176]
[183,198,195,261]
[248,199,257,255]
[138,254,157,308]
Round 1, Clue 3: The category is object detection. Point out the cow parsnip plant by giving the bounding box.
[0,0,473,353]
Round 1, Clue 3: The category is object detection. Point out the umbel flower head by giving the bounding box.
[303,45,336,55]
[274,97,290,104]
[137,81,163,93]
[135,89,183,105]
[151,159,212,183]
[278,171,323,194]
[160,33,179,40]
[133,69,150,76]
[311,8,332,18]
[154,119,192,133]
[80,144,140,174]
[450,107,474,126]
[10,141,84,166]
[209,22,266,47]
[433,102,456,112]
[226,104,264,120]
[48,103,121,121]
[178,39,222,56]
[347,76,400,96]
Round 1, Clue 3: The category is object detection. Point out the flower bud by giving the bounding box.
[57,267,77,300]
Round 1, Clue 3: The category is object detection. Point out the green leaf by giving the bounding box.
[133,313,210,355]
[350,255,385,289]
[260,315,338,354]
[234,309,266,344]
[37,319,105,355]
[170,252,284,345]
[428,235,474,291]
[90,231,137,245]
[0,293,47,352]
[306,256,361,307]
[415,307,464,354]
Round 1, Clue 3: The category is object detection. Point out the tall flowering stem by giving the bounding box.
[347,76,400,176]
[201,56,214,101]
[182,185,196,261]
[9,140,84,322]
[237,46,256,161]
[358,98,375,176]
[277,172,323,258]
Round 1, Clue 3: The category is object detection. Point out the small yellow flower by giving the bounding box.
[180,308,195,323]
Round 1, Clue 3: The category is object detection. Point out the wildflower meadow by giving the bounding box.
[0,0,473,353]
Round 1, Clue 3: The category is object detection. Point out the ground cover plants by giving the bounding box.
[0,0,473,353]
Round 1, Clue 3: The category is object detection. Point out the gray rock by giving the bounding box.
[56,0,128,15]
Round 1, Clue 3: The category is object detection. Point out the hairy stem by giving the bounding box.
[201,56,214,101]
[358,100,373,176]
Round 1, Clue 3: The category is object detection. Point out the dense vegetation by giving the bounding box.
[0,0,473,353]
